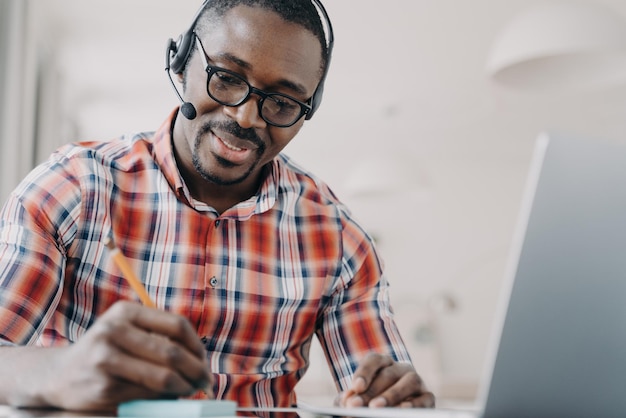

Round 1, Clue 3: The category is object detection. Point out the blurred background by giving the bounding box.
[3,0,626,405]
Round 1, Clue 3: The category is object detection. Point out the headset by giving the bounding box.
[165,0,334,121]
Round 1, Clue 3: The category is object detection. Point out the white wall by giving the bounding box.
[0,0,39,204]
[10,0,626,402]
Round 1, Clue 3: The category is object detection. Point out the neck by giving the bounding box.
[189,169,265,214]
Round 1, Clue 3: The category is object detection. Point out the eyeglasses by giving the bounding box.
[194,34,312,128]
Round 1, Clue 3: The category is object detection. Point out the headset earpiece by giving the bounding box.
[166,0,209,75]
[305,0,333,120]
[168,31,195,75]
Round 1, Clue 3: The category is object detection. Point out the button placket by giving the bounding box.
[207,218,223,290]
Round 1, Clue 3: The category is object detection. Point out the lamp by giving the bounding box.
[486,0,626,90]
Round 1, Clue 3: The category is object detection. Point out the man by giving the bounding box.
[0,0,435,412]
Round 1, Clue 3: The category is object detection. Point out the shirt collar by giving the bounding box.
[153,108,279,218]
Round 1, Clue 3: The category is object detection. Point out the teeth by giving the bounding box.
[220,137,243,152]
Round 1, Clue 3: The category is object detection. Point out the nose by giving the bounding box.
[222,97,267,129]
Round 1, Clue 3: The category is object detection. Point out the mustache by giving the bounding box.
[200,120,263,148]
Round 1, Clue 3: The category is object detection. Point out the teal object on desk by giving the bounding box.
[118,399,238,417]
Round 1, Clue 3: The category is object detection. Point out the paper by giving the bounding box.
[237,402,477,418]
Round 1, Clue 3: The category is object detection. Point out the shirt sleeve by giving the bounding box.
[0,152,81,345]
[315,212,412,391]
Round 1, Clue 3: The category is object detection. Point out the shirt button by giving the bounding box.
[209,276,218,288]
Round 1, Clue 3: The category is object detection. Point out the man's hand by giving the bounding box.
[337,353,435,408]
[29,301,212,411]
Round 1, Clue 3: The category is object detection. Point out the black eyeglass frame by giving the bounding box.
[194,34,312,128]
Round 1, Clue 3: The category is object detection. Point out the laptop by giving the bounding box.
[294,132,626,418]
[475,131,626,418]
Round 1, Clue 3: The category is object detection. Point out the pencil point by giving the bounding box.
[104,235,115,250]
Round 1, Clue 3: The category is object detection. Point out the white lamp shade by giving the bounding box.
[486,1,626,89]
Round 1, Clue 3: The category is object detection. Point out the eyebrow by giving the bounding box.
[209,51,310,97]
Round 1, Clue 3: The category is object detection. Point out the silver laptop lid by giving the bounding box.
[479,132,626,418]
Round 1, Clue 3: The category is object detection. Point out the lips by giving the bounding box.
[211,131,257,165]
[218,135,249,152]
[220,137,244,152]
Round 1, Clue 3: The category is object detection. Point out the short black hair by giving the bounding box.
[194,0,330,73]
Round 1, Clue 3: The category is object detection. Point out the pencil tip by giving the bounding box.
[104,235,115,250]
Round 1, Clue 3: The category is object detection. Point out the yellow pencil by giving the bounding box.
[104,235,156,308]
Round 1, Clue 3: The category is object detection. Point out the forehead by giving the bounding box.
[197,5,323,93]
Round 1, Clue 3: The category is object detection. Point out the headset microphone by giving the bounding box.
[179,101,197,120]
[165,38,197,120]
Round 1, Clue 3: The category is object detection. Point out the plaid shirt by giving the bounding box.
[0,109,411,407]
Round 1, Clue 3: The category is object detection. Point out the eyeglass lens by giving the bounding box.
[207,69,305,127]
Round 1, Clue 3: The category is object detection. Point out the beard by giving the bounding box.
[192,120,266,186]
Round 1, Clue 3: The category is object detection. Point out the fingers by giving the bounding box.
[41,344,187,411]
[108,301,207,359]
[366,370,435,408]
[85,302,212,395]
[340,353,435,408]
[340,352,392,406]
[350,352,394,393]
[30,301,213,411]
[96,345,201,396]
[45,370,166,412]
[105,327,211,393]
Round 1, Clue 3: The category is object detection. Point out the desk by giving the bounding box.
[0,406,110,418]
[0,405,317,418]
[0,407,313,418]
[0,405,474,418]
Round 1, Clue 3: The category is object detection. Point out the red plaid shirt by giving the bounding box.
[0,109,411,407]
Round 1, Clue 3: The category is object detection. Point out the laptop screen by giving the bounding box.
[480,133,626,418]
